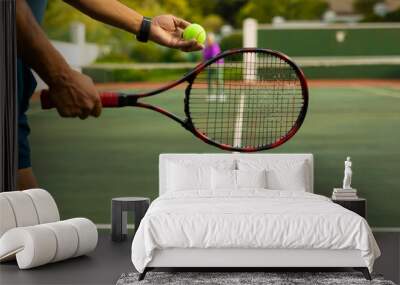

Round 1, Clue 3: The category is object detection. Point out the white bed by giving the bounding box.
[131,154,380,280]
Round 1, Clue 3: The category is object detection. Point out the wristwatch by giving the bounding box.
[136,17,152,42]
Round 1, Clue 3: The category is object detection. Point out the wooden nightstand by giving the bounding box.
[332,198,366,218]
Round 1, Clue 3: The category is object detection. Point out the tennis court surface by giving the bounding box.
[29,80,400,227]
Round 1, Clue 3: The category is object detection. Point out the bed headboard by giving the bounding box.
[159,153,314,195]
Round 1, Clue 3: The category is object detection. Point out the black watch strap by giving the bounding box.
[136,17,152,42]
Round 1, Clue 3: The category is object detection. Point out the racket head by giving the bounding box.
[184,48,308,152]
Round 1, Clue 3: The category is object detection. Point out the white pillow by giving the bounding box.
[166,159,236,192]
[211,168,236,190]
[237,159,309,191]
[167,162,211,191]
[236,169,267,189]
[265,163,307,191]
[211,169,267,190]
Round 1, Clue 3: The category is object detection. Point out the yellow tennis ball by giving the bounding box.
[183,24,206,45]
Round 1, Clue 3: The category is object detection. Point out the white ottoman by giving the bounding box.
[0,189,97,269]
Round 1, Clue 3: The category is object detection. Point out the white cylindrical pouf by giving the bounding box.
[24,189,60,223]
[0,226,57,269]
[0,195,16,237]
[0,189,98,269]
[1,192,39,227]
[43,221,79,262]
[66,218,98,257]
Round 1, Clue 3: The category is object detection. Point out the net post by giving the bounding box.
[243,19,258,81]
[243,18,258,48]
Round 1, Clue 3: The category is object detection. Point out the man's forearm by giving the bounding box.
[63,1,202,52]
[16,0,71,87]
[64,0,143,34]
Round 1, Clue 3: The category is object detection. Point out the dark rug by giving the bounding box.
[116,272,396,285]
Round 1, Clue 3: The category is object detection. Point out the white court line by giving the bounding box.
[350,87,400,99]
[233,92,245,148]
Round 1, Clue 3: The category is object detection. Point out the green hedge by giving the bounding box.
[220,32,243,51]
[82,67,192,83]
[95,42,203,64]
[83,64,399,83]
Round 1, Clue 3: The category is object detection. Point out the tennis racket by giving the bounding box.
[41,48,308,152]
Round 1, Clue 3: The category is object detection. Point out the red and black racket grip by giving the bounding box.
[40,90,136,109]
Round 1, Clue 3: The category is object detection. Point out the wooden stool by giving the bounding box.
[111,197,150,242]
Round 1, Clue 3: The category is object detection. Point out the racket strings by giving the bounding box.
[189,51,305,149]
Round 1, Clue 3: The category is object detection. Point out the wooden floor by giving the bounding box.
[0,231,399,285]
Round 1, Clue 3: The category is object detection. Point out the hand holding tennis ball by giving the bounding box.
[183,24,206,45]
[150,15,203,52]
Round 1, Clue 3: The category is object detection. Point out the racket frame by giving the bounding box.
[42,48,308,152]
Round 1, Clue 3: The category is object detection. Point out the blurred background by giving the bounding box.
[29,0,400,228]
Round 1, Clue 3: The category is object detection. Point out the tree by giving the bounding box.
[43,1,112,44]
[43,0,195,43]
[354,0,380,15]
[43,0,196,62]
[189,0,248,27]
[354,0,400,22]
[236,0,328,25]
[203,14,224,33]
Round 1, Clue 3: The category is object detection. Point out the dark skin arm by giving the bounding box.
[63,0,203,51]
[16,0,202,119]
[16,0,101,119]
[16,0,202,190]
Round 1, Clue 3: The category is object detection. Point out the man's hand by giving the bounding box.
[150,15,203,52]
[17,0,101,119]
[48,69,101,119]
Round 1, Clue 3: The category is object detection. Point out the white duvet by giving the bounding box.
[131,190,380,273]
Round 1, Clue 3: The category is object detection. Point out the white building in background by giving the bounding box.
[34,22,106,90]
